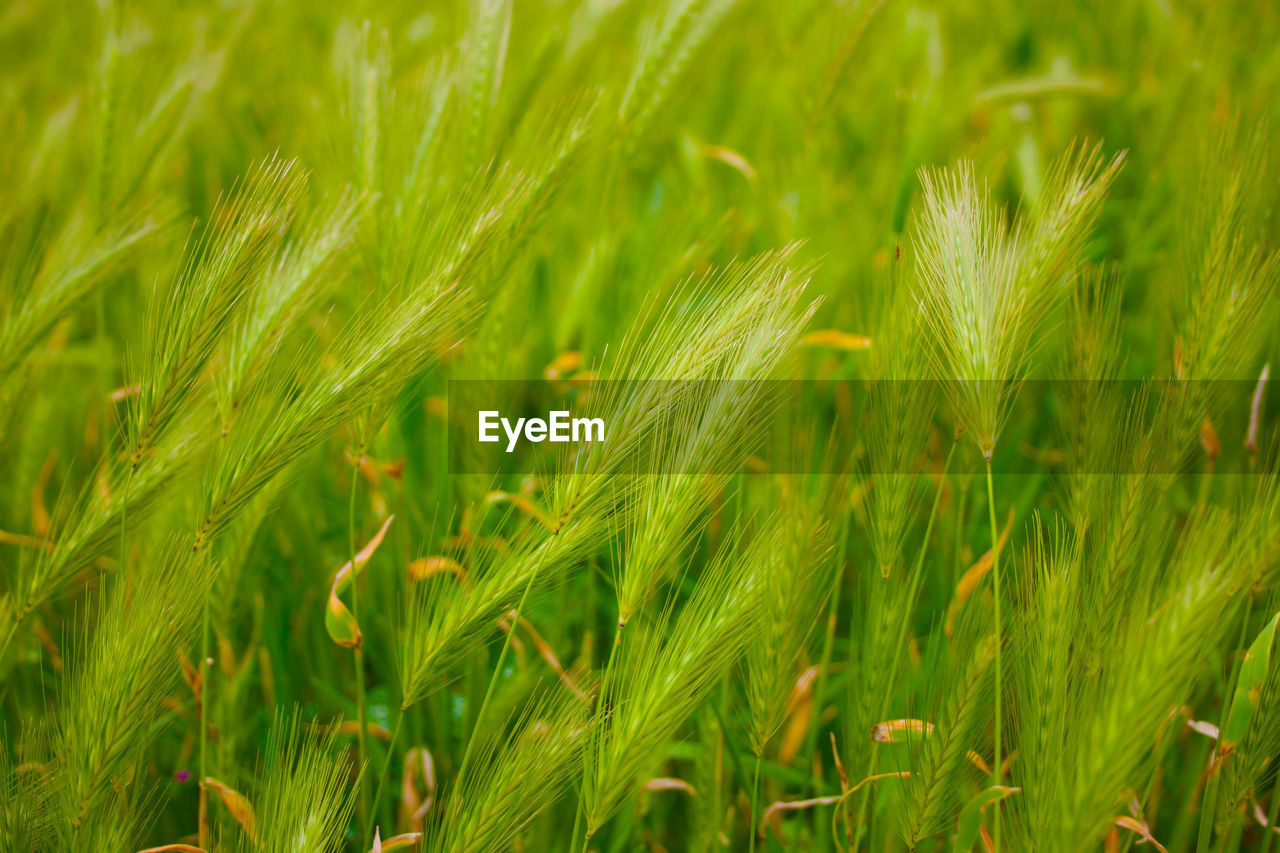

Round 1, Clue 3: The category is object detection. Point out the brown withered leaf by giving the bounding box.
[1246,364,1270,456]
[505,611,588,702]
[407,556,466,583]
[485,490,555,531]
[1200,416,1220,460]
[325,516,395,649]
[761,772,909,841]
[1113,815,1168,853]
[544,350,583,381]
[871,718,933,743]
[202,776,256,842]
[945,504,1016,637]
[371,828,423,852]
[402,747,437,828]
[801,329,874,351]
[308,719,393,741]
[643,777,696,796]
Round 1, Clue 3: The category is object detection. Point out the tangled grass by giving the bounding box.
[1,1,1279,852]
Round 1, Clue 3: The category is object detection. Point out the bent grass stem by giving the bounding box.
[749,751,763,853]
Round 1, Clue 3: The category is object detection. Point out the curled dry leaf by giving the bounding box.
[1246,364,1270,455]
[643,777,696,796]
[830,732,850,790]
[325,515,395,649]
[871,718,934,743]
[484,490,554,531]
[0,529,52,551]
[31,452,54,536]
[307,719,393,741]
[1200,416,1220,460]
[402,746,437,828]
[202,776,256,842]
[778,666,820,764]
[953,786,1019,852]
[502,611,588,702]
[1113,816,1168,853]
[177,648,201,702]
[544,350,582,380]
[786,665,822,714]
[347,449,406,482]
[698,143,757,181]
[1252,798,1280,832]
[967,750,993,775]
[1186,719,1219,739]
[761,772,910,839]
[407,556,466,583]
[761,794,845,838]
[370,828,423,852]
[108,382,142,403]
[32,618,63,671]
[800,329,873,351]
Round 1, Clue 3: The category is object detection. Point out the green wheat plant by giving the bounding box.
[2,2,1279,853]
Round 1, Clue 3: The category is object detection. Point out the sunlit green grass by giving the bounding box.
[1,1,1279,851]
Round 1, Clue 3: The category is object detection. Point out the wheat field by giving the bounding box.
[1,1,1279,851]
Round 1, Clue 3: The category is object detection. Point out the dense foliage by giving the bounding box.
[1,1,1279,851]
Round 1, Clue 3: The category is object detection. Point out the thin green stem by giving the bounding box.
[986,459,1002,853]
[197,565,211,848]
[455,546,550,790]
[749,751,763,853]
[371,710,405,833]
[852,441,957,849]
[348,453,370,845]
[1218,812,1243,853]
[1260,787,1280,853]
[1169,734,1215,852]
[811,510,851,794]
[811,513,850,853]
[118,466,134,581]
[953,475,969,589]
[570,789,586,853]
[1197,773,1221,853]
[707,698,753,815]
[1198,602,1254,852]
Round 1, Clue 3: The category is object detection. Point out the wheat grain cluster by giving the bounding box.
[1,2,1279,852]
